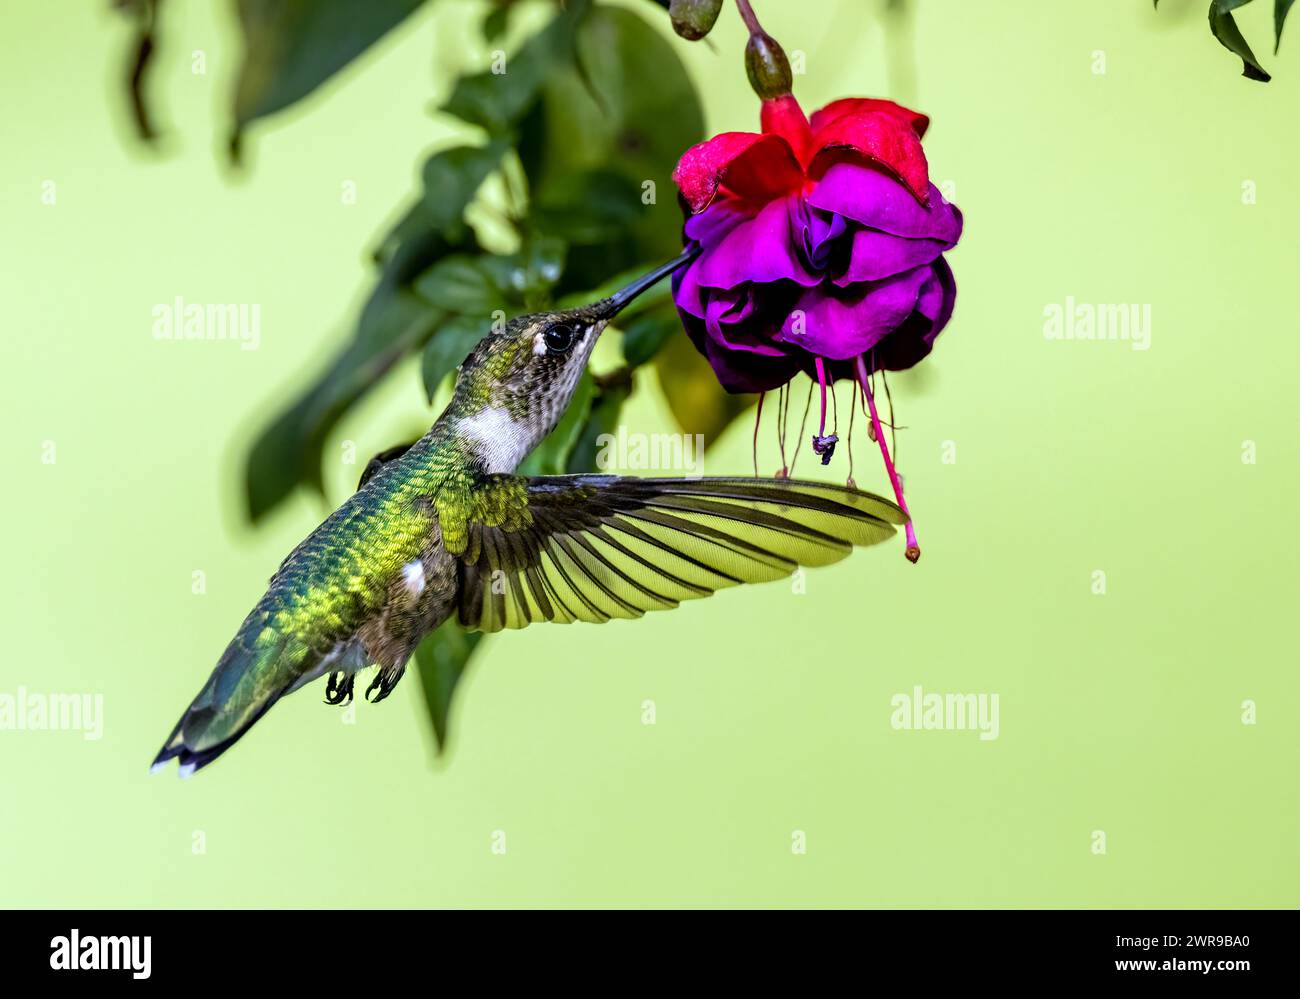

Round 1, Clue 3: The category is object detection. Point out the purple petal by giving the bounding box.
[788,199,848,272]
[683,199,751,246]
[703,287,786,356]
[835,228,951,284]
[672,263,708,319]
[678,309,802,394]
[694,196,819,290]
[777,266,933,360]
[808,162,962,243]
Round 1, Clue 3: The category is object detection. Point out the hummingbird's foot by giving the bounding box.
[324,671,355,706]
[364,666,405,704]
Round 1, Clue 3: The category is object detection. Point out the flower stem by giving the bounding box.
[855,355,919,563]
[735,0,764,35]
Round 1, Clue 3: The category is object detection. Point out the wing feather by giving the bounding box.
[453,475,906,633]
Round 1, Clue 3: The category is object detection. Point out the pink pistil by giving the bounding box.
[855,355,919,563]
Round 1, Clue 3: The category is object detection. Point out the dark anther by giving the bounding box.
[812,433,839,465]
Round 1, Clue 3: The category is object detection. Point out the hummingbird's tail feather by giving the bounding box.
[151,616,318,776]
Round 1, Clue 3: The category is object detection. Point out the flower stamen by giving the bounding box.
[811,356,838,464]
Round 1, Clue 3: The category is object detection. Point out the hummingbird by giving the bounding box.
[151,250,908,775]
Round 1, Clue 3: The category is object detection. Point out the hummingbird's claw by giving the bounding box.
[324,671,355,706]
[364,666,404,704]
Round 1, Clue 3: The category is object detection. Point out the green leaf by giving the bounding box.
[116,0,163,142]
[415,237,565,319]
[420,315,494,401]
[621,303,681,369]
[518,371,596,476]
[482,4,511,43]
[1209,0,1272,81]
[529,169,644,243]
[442,0,587,134]
[245,289,442,520]
[1277,0,1296,51]
[374,141,509,265]
[413,621,484,754]
[479,236,568,308]
[521,5,704,295]
[414,255,510,314]
[231,0,428,155]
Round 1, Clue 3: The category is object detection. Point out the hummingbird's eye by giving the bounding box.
[543,323,576,355]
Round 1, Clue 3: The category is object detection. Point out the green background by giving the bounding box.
[3,0,1297,907]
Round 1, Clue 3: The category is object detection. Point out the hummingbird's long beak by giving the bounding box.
[594,246,701,322]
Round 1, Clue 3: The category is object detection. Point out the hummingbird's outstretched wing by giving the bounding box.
[445,475,907,633]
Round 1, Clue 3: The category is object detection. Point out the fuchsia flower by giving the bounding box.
[670,93,963,562]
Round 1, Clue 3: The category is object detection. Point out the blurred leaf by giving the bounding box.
[478,236,567,308]
[415,255,511,313]
[413,620,483,754]
[246,140,506,520]
[482,3,511,42]
[1209,0,1271,81]
[442,0,587,133]
[566,375,632,473]
[416,237,566,399]
[529,169,643,243]
[374,140,509,271]
[231,0,428,155]
[115,0,163,142]
[555,262,672,315]
[246,290,443,520]
[621,302,681,369]
[420,315,493,401]
[1277,0,1296,50]
[653,330,753,446]
[521,5,704,294]
[518,371,596,476]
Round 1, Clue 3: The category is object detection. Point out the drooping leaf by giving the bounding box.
[1208,0,1271,81]
[231,0,428,156]
[653,327,754,447]
[413,620,483,754]
[115,0,163,142]
[1277,0,1296,51]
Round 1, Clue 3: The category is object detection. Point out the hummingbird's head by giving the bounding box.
[450,249,696,473]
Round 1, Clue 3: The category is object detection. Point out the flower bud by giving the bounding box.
[669,0,723,41]
[744,30,793,99]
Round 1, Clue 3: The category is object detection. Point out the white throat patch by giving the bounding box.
[457,406,532,474]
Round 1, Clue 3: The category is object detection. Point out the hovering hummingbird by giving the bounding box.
[152,250,908,775]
